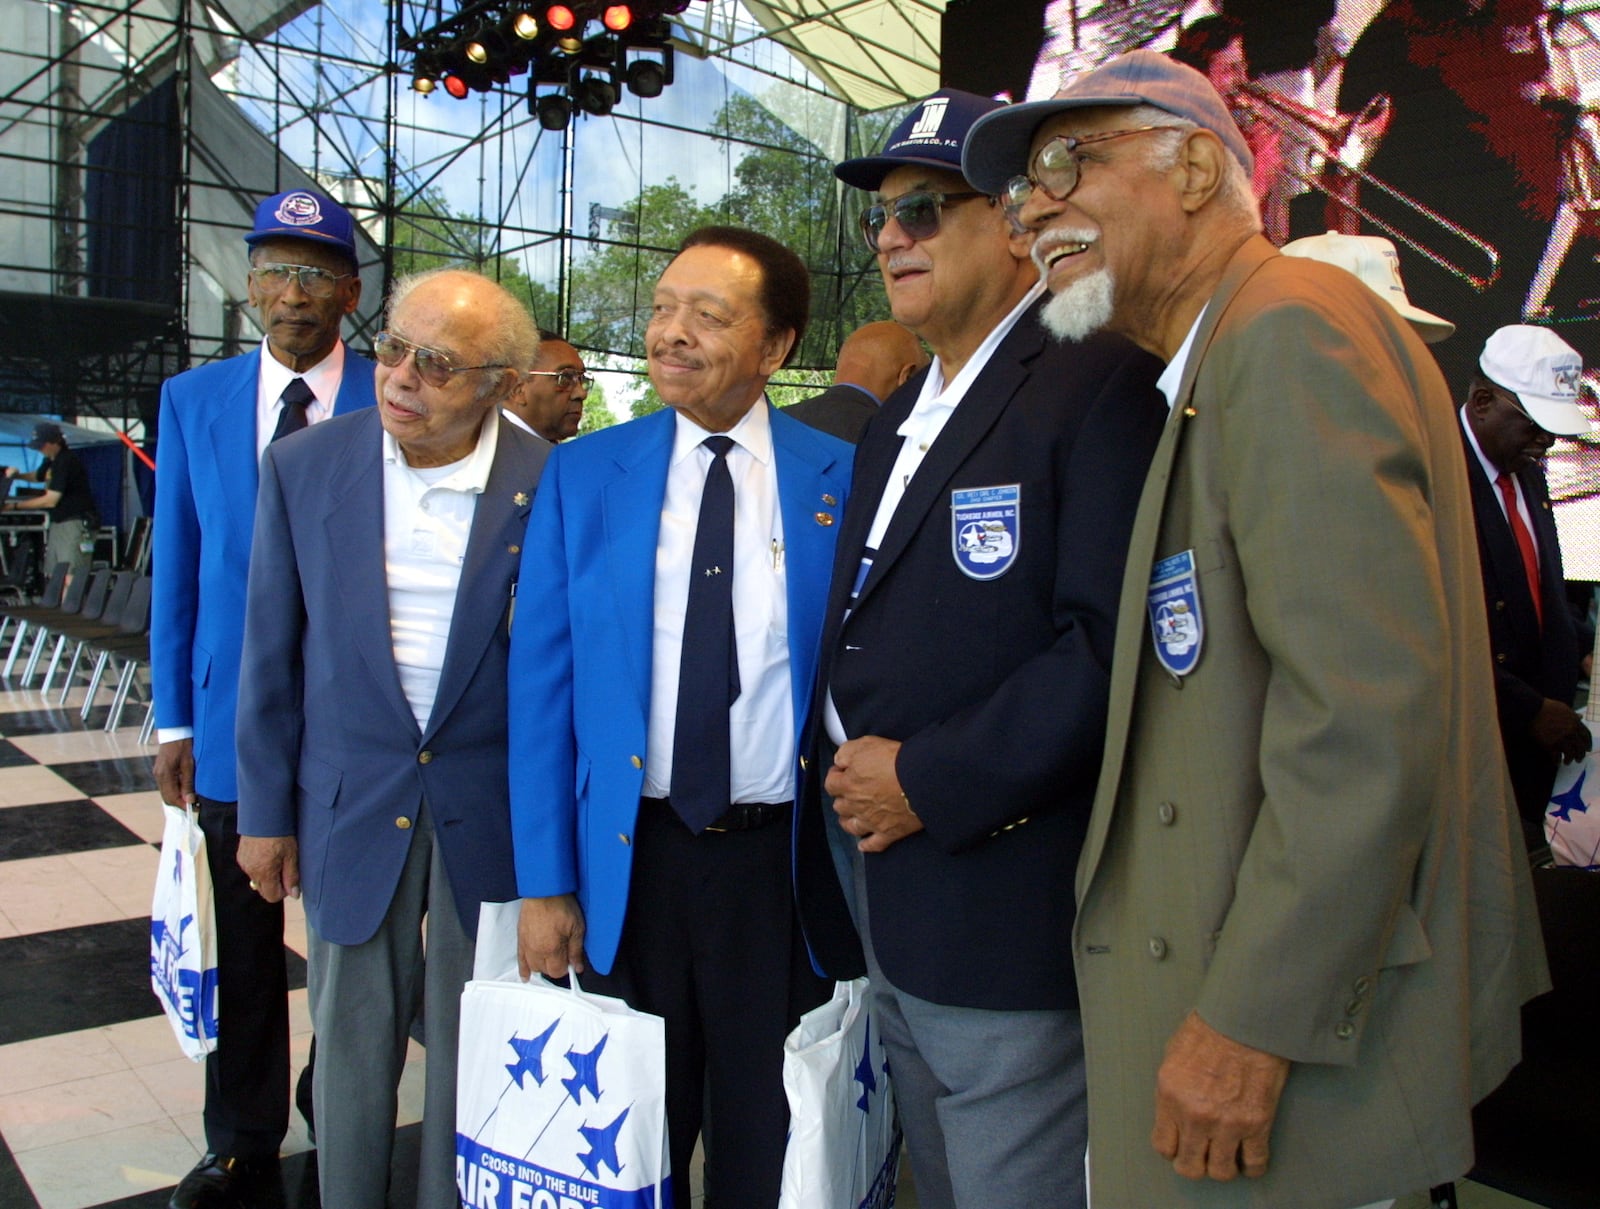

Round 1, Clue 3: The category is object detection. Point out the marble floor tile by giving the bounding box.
[0,765,90,810]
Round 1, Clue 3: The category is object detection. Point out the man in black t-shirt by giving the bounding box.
[3,421,96,579]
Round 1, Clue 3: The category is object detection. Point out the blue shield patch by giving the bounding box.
[1147,549,1204,676]
[951,485,1020,581]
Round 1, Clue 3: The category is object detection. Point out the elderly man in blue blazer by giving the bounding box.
[235,268,547,1209]
[150,189,373,1209]
[508,227,851,1209]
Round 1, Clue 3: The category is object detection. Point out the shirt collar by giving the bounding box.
[259,339,344,407]
[1156,310,1205,411]
[1459,404,1504,486]
[382,408,501,493]
[903,281,1045,442]
[670,396,774,467]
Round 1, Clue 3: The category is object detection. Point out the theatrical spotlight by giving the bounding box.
[510,10,539,39]
[545,4,576,31]
[412,52,442,94]
[534,90,573,130]
[572,72,618,116]
[625,56,667,98]
[603,5,633,32]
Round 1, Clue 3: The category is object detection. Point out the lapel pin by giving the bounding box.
[821,493,837,506]
[513,491,530,506]
[1183,406,1197,418]
[815,512,834,527]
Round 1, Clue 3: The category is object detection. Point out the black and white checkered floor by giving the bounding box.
[0,680,1546,1209]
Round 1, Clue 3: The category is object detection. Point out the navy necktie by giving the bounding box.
[272,378,314,442]
[671,435,741,833]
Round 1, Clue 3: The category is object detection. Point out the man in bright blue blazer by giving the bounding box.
[150,190,373,1209]
[509,227,850,1209]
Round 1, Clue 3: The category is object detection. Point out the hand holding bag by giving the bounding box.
[148,802,219,1060]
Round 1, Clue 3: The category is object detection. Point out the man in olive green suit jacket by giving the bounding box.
[965,51,1548,1209]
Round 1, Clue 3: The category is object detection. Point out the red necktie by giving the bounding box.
[1496,472,1543,627]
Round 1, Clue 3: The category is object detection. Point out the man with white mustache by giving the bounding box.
[792,89,1164,1207]
[964,49,1548,1209]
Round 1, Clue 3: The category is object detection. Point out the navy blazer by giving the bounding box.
[151,346,375,801]
[795,301,1166,1011]
[235,409,548,944]
[1462,432,1582,824]
[506,404,853,976]
[784,383,878,444]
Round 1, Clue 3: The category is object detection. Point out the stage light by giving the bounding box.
[625,58,665,98]
[443,73,470,99]
[535,92,572,130]
[511,11,539,39]
[465,38,489,63]
[603,5,632,32]
[546,4,576,31]
[558,35,583,53]
[413,73,437,94]
[572,73,617,115]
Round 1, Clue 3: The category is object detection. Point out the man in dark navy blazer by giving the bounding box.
[785,320,927,443]
[236,269,546,1209]
[1461,324,1591,850]
[794,90,1165,1207]
[149,189,373,1208]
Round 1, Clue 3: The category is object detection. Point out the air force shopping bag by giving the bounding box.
[778,977,900,1209]
[1546,622,1600,868]
[149,802,219,1060]
[457,902,671,1209]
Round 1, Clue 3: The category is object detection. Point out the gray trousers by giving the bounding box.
[306,799,472,1209]
[849,847,1088,1209]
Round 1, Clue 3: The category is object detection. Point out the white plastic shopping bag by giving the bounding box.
[148,802,219,1060]
[778,977,900,1209]
[456,902,672,1209]
[1547,737,1600,868]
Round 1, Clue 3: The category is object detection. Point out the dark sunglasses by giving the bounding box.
[373,331,509,389]
[858,189,989,252]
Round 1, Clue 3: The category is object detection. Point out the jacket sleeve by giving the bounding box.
[234,447,305,839]
[507,449,580,898]
[150,379,199,731]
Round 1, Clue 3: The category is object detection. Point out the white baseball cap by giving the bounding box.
[1479,324,1592,436]
[1280,231,1454,343]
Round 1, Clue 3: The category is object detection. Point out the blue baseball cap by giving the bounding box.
[245,190,359,263]
[963,49,1254,195]
[835,89,1009,192]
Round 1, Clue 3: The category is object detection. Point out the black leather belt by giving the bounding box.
[642,796,792,833]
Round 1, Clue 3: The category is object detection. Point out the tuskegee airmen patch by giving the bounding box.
[1147,549,1204,676]
[951,485,1020,580]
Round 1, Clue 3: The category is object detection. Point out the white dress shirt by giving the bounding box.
[823,283,1043,747]
[255,340,342,460]
[645,400,793,805]
[501,407,537,437]
[382,414,499,731]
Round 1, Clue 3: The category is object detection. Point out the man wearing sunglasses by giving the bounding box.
[964,50,1547,1209]
[792,89,1165,1208]
[236,267,546,1209]
[1462,324,1591,852]
[151,189,374,1209]
[505,330,590,443]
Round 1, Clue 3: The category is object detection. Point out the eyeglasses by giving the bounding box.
[249,262,355,299]
[1002,127,1161,231]
[527,368,592,393]
[858,189,989,252]
[372,331,509,388]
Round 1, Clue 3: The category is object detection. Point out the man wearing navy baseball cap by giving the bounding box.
[963,49,1546,1209]
[152,189,375,1207]
[794,88,1164,1207]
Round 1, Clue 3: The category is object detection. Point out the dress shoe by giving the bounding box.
[167,1152,278,1209]
[295,1051,315,1144]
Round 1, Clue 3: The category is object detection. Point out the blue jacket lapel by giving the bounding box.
[601,409,675,720]
[320,411,418,733]
[206,349,265,547]
[426,419,540,738]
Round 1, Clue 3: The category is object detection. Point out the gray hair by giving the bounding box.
[1121,104,1261,234]
[386,267,542,400]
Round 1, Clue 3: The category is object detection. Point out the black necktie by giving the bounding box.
[671,435,741,833]
[272,378,314,442]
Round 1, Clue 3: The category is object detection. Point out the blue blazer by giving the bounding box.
[506,404,852,975]
[151,346,375,801]
[235,409,549,945]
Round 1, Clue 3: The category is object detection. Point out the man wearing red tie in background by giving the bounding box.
[1460,324,1592,850]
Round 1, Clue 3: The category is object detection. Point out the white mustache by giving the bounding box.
[384,392,427,417]
[884,254,930,276]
